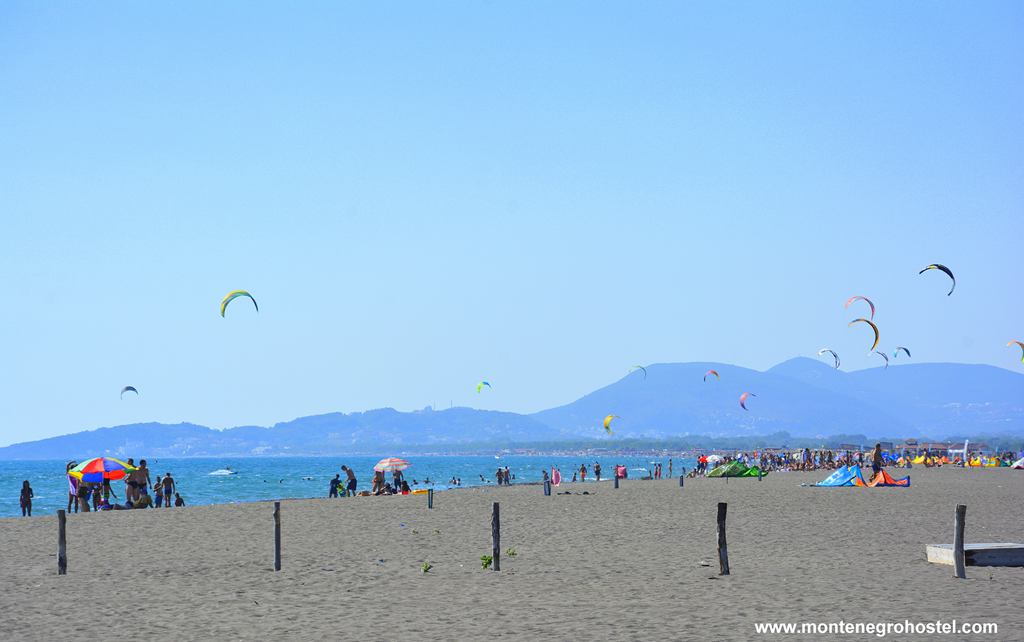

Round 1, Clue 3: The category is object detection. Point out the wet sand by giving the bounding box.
[1,466,1022,641]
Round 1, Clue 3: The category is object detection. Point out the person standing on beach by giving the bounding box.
[20,480,33,516]
[101,479,117,505]
[594,462,601,482]
[668,458,673,478]
[124,458,135,501]
[579,463,587,482]
[154,475,164,507]
[127,460,151,504]
[870,443,883,481]
[66,462,79,513]
[329,474,341,498]
[162,473,176,507]
[341,465,357,497]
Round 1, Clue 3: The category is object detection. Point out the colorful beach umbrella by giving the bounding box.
[373,457,411,472]
[68,457,136,483]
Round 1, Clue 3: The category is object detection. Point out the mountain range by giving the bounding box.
[2,357,1022,459]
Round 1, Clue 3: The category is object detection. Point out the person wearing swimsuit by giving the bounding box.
[20,480,33,517]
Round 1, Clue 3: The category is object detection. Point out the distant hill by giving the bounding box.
[1,358,1022,459]
[0,408,552,459]
[535,358,1024,439]
[532,360,912,439]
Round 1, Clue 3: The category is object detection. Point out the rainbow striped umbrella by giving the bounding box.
[373,457,410,472]
[68,457,136,483]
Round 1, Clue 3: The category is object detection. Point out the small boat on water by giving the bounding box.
[209,467,238,476]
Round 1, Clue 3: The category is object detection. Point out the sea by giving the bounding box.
[0,455,697,518]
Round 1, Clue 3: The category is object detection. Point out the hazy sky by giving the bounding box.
[2,2,1022,445]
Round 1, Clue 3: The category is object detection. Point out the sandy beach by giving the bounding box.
[2,467,1022,641]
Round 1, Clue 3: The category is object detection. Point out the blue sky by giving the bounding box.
[1,2,1021,445]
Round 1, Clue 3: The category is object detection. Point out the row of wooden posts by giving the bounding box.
[52,487,972,580]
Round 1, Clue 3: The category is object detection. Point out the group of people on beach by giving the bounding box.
[688,445,1022,478]
[62,459,184,514]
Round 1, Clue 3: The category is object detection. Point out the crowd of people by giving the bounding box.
[689,446,1024,478]
[61,458,185,514]
[690,447,887,476]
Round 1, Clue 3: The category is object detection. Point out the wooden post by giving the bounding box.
[427,489,434,509]
[273,501,281,572]
[953,504,966,579]
[679,475,684,487]
[717,502,730,575]
[491,502,500,572]
[614,475,619,489]
[57,510,67,576]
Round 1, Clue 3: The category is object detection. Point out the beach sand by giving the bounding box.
[1,467,1022,641]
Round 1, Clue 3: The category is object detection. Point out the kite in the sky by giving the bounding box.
[844,295,876,321]
[476,381,492,394]
[630,365,648,380]
[893,346,912,359]
[602,414,620,435]
[918,264,955,296]
[872,350,889,369]
[848,318,880,352]
[704,369,720,382]
[1008,341,1024,363]
[739,392,756,411]
[817,348,840,369]
[220,290,259,317]
[120,386,138,399]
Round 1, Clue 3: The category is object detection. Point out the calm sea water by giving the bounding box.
[0,455,696,518]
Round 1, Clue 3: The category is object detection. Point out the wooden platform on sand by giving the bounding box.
[926,543,1024,567]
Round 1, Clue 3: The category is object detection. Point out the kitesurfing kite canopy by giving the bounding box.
[221,290,258,317]
[843,295,875,320]
[817,348,840,369]
[1008,341,1024,363]
[602,414,619,434]
[848,318,880,352]
[739,391,756,411]
[918,264,955,296]
[872,350,889,369]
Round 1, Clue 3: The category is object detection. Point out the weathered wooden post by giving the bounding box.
[427,489,434,509]
[953,504,966,579]
[273,501,281,572]
[57,510,67,575]
[717,502,730,575]
[491,502,501,572]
